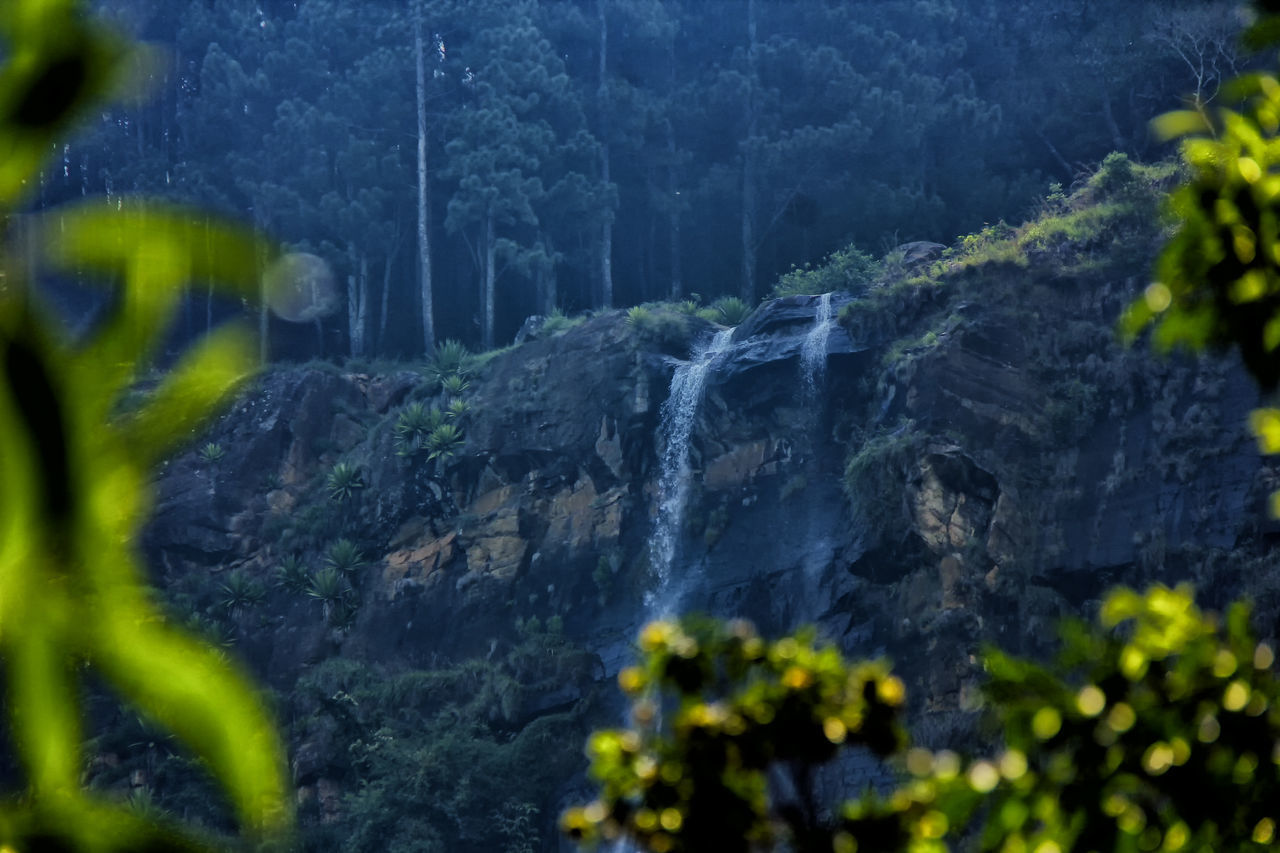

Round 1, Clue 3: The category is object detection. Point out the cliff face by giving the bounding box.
[137,170,1274,845]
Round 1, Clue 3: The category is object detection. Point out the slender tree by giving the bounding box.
[597,0,615,308]
[415,2,436,355]
[741,0,759,302]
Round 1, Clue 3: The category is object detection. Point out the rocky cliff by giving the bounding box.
[129,161,1276,849]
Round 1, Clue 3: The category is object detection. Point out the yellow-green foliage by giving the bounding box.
[561,617,905,852]
[0,3,292,850]
[565,586,1280,852]
[941,155,1174,278]
[773,245,882,296]
[1122,76,1280,384]
[1118,73,1280,517]
[626,302,698,349]
[890,584,1280,852]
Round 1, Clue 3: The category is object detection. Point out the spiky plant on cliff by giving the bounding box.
[441,373,470,397]
[427,338,471,381]
[711,296,752,325]
[306,567,350,624]
[324,539,366,580]
[326,461,365,502]
[198,442,225,465]
[394,401,446,456]
[218,570,266,619]
[426,423,465,464]
[272,555,310,593]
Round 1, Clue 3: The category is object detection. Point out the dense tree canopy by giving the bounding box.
[66,0,1237,358]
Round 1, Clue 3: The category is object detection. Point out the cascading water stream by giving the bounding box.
[644,327,734,616]
[799,291,834,395]
[797,292,837,594]
[605,329,733,853]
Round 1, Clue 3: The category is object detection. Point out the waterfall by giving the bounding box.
[645,327,734,616]
[800,291,834,394]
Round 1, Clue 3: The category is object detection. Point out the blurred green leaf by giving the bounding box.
[0,2,293,849]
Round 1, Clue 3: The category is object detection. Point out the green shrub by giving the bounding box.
[626,303,696,350]
[294,632,595,853]
[542,307,584,335]
[843,422,926,544]
[626,305,653,328]
[772,245,881,296]
[1089,150,1138,196]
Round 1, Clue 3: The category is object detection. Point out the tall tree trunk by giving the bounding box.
[379,252,393,354]
[666,40,682,301]
[539,233,557,315]
[482,212,496,351]
[740,0,759,303]
[1101,90,1126,153]
[415,9,436,356]
[597,0,614,309]
[347,254,368,358]
[669,208,682,300]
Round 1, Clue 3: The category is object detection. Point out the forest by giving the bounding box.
[56,0,1247,356]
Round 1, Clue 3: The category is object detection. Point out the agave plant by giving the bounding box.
[125,789,167,823]
[445,397,469,420]
[184,612,236,649]
[427,338,471,381]
[306,567,350,624]
[426,423,465,464]
[326,461,365,502]
[218,569,266,619]
[440,373,470,397]
[197,442,225,464]
[324,538,367,579]
[711,296,752,326]
[394,401,446,456]
[272,554,311,593]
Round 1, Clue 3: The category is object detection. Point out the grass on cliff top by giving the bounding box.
[838,153,1180,331]
[948,154,1178,274]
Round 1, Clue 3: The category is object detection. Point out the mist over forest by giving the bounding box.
[63,0,1244,356]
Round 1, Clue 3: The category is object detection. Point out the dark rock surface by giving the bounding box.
[141,252,1276,844]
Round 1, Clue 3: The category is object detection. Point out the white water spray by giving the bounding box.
[645,328,734,615]
[800,292,834,394]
